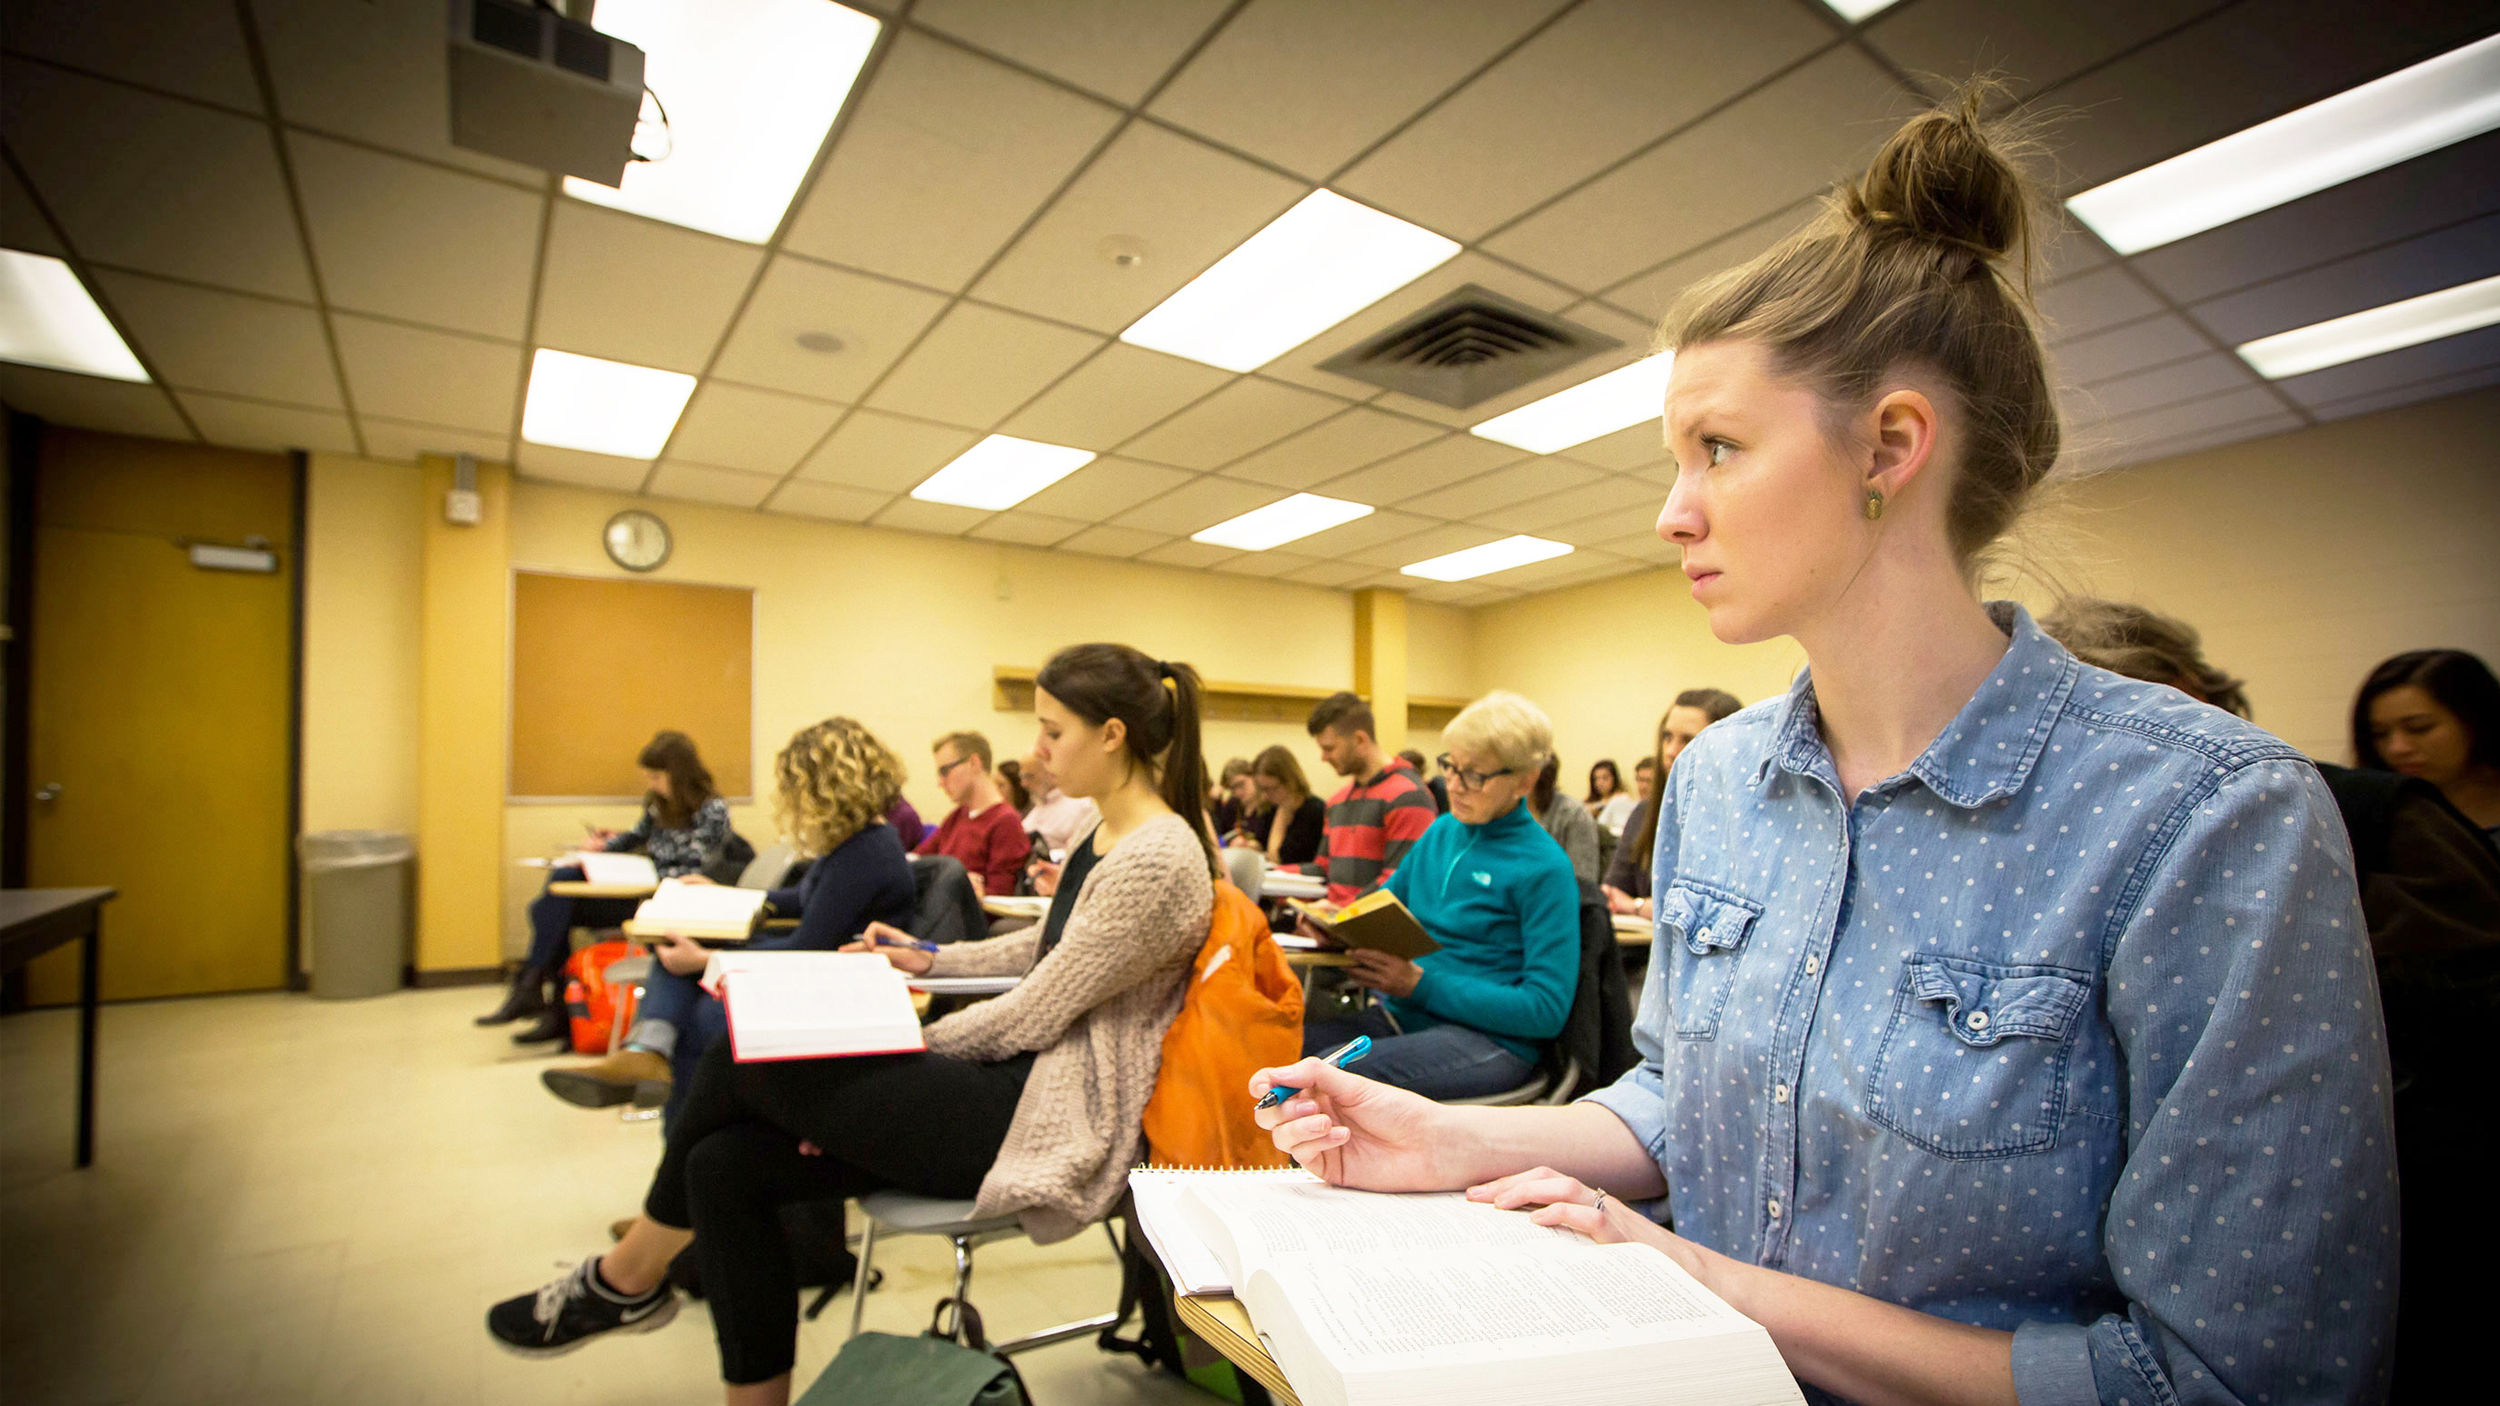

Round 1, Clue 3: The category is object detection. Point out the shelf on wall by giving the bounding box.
[993,666,1467,731]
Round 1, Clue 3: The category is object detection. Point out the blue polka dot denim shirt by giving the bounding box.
[1585,604,2398,1405]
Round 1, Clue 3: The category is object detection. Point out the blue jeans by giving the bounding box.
[1301,1007,1536,1101]
[629,965,730,1129]
[524,867,641,972]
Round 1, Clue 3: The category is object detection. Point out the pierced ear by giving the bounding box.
[1867,387,1940,503]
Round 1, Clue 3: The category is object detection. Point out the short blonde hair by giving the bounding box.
[776,717,906,859]
[1441,691,1554,777]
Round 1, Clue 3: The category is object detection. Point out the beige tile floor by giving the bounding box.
[0,986,1211,1405]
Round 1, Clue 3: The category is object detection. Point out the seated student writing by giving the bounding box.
[480,730,733,1044]
[1297,692,1579,1102]
[1254,95,2394,1406]
[487,644,1220,1406]
[1227,744,1326,865]
[1601,689,1741,918]
[915,730,1030,895]
[539,717,917,1115]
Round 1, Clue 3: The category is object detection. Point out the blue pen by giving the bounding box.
[871,930,940,954]
[1255,1036,1371,1110]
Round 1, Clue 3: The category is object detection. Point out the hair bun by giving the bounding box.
[1846,86,2032,273]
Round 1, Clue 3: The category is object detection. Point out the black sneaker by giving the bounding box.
[486,1259,677,1357]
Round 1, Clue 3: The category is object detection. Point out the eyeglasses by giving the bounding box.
[1436,755,1516,793]
[935,754,981,779]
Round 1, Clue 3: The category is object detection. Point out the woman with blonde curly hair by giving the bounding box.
[541,717,918,1116]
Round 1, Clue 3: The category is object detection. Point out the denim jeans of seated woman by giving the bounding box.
[523,866,642,972]
[626,965,730,1130]
[1301,1007,1535,1101]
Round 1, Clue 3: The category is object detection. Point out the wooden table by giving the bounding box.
[980,894,1049,921]
[1176,1294,1299,1405]
[1260,870,1325,901]
[548,880,657,899]
[0,888,116,1168]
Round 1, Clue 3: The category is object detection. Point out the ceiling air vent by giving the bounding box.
[1316,285,1621,409]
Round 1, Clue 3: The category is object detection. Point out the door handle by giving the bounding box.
[35,783,61,803]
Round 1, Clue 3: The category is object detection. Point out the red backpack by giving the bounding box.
[561,940,643,1056]
[1141,880,1304,1169]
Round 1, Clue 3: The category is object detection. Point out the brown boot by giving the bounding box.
[540,1049,670,1109]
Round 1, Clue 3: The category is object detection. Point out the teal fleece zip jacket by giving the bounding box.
[1380,802,1580,1063]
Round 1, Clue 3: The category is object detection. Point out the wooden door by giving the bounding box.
[23,429,294,1002]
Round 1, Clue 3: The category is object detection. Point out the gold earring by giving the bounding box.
[1864,488,1885,521]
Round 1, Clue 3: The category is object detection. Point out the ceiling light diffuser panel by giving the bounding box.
[2236,273,2500,380]
[1190,493,1374,551]
[563,0,880,243]
[521,348,698,458]
[1819,0,1904,20]
[1120,190,1462,373]
[0,250,149,382]
[910,435,1097,511]
[1469,352,1673,454]
[1402,535,1572,582]
[2068,32,2500,255]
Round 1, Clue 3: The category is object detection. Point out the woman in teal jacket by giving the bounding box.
[1299,691,1580,1099]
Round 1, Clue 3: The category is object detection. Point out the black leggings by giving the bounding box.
[643,1038,1032,1385]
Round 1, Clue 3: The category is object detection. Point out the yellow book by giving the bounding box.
[1285,889,1440,961]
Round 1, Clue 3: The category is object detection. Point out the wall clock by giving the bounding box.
[603,509,672,572]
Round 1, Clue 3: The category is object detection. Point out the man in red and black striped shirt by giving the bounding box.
[1280,692,1437,905]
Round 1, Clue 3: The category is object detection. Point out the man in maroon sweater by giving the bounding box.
[916,730,1030,895]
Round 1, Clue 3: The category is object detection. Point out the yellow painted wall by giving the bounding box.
[301,454,423,834]
[416,455,512,971]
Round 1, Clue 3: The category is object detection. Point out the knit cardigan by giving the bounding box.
[922,812,1214,1243]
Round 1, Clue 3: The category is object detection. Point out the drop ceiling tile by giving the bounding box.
[997,343,1232,451]
[711,258,950,403]
[1406,580,1508,605]
[912,0,1233,105]
[2272,322,2500,409]
[1219,406,1450,489]
[92,272,341,409]
[534,201,765,375]
[665,383,845,475]
[865,302,1106,427]
[251,0,543,182]
[2035,265,2166,343]
[795,409,982,492]
[871,496,992,535]
[782,32,1123,292]
[177,392,360,454]
[2186,214,2500,346]
[1601,200,1815,321]
[2309,362,2500,423]
[967,511,1091,547]
[329,314,520,433]
[1209,550,1323,579]
[1059,524,1171,558]
[2114,410,2307,468]
[1472,549,1623,592]
[1118,377,1347,468]
[1137,538,1242,570]
[2066,353,2261,422]
[647,462,781,510]
[1346,522,1505,569]
[1490,474,1663,534]
[1015,457,1196,520]
[1593,527,1677,563]
[2,60,312,300]
[0,161,66,256]
[970,122,1307,335]
[1107,474,1285,536]
[5,0,262,109]
[766,481,891,523]
[1545,507,1659,547]
[2047,314,2213,389]
[516,442,648,492]
[0,365,191,440]
[1283,506,1434,561]
[1861,0,2216,104]
[1553,422,1669,472]
[2091,385,2291,449]
[1317,434,1524,505]
[1281,557,1378,588]
[289,133,542,338]
[1147,0,1567,180]
[356,416,510,464]
[1397,456,1601,521]
[1255,251,1586,400]
[1336,0,1830,243]
[1482,46,1914,292]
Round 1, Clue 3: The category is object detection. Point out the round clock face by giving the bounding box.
[603,509,671,572]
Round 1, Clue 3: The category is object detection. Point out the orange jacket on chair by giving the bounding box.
[1142,880,1303,1169]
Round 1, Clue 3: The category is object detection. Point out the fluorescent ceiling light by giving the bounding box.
[1469,352,1672,454]
[1190,493,1373,551]
[2236,273,2500,380]
[1820,0,1903,20]
[521,348,696,458]
[0,250,148,382]
[2067,32,2500,255]
[1402,535,1572,582]
[1121,189,1461,373]
[563,0,879,243]
[911,435,1096,511]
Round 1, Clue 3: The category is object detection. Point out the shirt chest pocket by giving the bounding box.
[1660,879,1763,1041]
[1866,955,2093,1160]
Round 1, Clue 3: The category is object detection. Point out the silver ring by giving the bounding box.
[1590,1191,1610,1216]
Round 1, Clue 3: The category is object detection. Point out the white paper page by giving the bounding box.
[638,879,767,923]
[1193,1183,1572,1270]
[579,852,659,886]
[906,976,1021,996]
[719,953,924,1060]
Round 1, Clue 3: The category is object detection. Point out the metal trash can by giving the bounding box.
[299,831,414,999]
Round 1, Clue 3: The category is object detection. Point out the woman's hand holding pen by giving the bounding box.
[1028,859,1062,898]
[1250,1057,1455,1192]
[841,920,934,974]
[652,930,708,976]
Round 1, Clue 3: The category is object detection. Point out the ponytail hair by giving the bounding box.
[1035,643,1219,877]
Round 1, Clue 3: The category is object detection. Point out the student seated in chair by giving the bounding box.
[540,718,915,1116]
[1227,744,1326,866]
[1601,689,1741,920]
[487,644,1219,1406]
[914,730,1030,896]
[480,730,733,1044]
[1297,691,1579,1102]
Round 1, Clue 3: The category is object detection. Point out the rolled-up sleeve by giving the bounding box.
[1581,772,1680,1161]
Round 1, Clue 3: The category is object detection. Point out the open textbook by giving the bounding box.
[703,951,926,1062]
[622,878,768,944]
[573,852,659,887]
[1128,1169,1800,1406]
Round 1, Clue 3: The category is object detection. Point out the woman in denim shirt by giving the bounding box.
[1254,94,2396,1406]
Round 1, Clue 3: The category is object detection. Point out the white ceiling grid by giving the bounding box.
[2,0,2496,605]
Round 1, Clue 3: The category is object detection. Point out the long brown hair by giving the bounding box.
[637,730,717,829]
[1250,745,1311,805]
[1035,644,1219,877]
[2039,598,2251,718]
[1628,690,1745,868]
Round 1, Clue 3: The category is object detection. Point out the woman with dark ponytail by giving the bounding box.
[488,643,1218,1406]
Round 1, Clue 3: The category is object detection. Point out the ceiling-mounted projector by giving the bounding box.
[447,0,646,186]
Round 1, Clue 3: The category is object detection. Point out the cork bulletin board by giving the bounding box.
[509,570,753,798]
